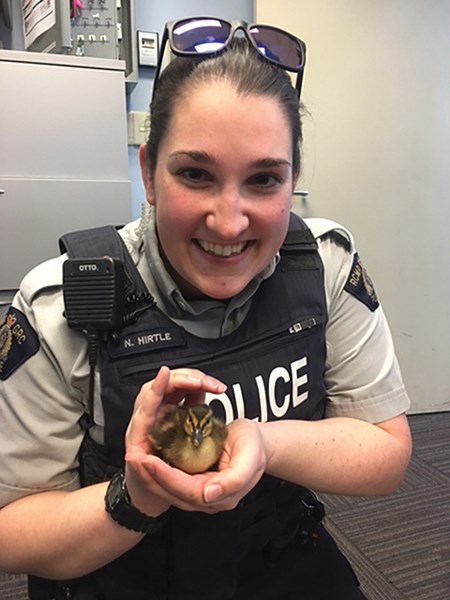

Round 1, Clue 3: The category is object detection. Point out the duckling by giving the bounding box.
[148,405,227,474]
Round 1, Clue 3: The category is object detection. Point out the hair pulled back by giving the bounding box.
[145,38,303,180]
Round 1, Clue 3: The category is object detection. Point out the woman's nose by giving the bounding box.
[205,188,249,240]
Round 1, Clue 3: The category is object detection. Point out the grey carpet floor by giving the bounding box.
[323,412,450,599]
[1,412,449,599]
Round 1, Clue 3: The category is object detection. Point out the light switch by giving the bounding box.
[127,111,149,145]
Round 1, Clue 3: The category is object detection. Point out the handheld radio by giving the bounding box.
[63,257,125,331]
[62,256,126,428]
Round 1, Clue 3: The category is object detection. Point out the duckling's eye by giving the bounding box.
[184,415,196,434]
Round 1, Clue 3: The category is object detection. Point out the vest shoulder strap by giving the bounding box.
[284,212,317,246]
[59,225,148,298]
[280,213,319,270]
[59,225,123,256]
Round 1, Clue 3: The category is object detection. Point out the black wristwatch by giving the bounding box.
[105,470,170,534]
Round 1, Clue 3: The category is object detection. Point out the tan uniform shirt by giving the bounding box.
[0,214,410,507]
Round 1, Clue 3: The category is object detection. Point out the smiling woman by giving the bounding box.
[0,17,411,600]
[140,78,294,300]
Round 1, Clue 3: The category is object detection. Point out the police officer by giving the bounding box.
[0,18,411,600]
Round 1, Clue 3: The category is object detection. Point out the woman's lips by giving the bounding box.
[196,239,249,257]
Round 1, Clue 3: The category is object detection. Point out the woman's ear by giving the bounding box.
[138,144,156,205]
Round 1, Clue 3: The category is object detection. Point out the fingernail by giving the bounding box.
[204,483,223,503]
[209,378,227,393]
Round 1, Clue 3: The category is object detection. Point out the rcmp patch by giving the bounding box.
[344,253,379,312]
[0,308,40,380]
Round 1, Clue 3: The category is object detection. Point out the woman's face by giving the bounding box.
[140,81,296,300]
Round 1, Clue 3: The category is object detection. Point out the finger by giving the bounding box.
[137,455,221,512]
[134,369,226,415]
[141,452,255,514]
[126,368,227,450]
[127,449,252,514]
[202,422,266,505]
[136,365,171,418]
[170,371,227,408]
[163,369,227,404]
[202,463,262,506]
[125,454,173,515]
[126,366,171,447]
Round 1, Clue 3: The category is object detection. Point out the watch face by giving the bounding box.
[108,472,128,511]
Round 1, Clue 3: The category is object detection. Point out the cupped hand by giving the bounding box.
[134,417,269,514]
[123,366,228,516]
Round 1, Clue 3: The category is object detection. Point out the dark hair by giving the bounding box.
[145,38,303,180]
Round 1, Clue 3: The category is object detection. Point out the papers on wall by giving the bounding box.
[22,0,56,49]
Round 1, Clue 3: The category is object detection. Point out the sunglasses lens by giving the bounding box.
[172,18,232,54]
[249,25,304,71]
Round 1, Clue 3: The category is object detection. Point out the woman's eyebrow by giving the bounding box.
[250,157,292,169]
[169,151,291,169]
[169,150,215,163]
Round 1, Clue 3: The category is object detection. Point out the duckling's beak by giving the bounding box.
[192,428,203,447]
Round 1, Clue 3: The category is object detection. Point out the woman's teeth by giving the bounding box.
[198,240,247,257]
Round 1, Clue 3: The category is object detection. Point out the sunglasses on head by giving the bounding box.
[152,17,307,99]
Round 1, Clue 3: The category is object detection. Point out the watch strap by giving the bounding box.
[105,470,170,534]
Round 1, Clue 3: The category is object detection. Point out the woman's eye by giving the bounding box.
[248,173,282,188]
[178,168,211,184]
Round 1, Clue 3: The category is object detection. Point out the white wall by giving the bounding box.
[257,0,450,413]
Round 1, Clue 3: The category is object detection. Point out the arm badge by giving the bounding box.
[0,308,40,380]
[344,253,379,312]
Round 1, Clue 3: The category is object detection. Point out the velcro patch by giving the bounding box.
[0,308,40,380]
[344,253,379,312]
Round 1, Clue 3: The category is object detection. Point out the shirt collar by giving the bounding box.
[142,206,279,335]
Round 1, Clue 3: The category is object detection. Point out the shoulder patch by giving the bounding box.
[0,308,40,380]
[344,253,379,312]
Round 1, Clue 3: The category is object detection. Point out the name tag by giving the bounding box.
[108,327,186,358]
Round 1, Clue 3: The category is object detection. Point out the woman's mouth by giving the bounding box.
[196,240,248,257]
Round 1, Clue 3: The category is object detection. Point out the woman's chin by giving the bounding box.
[182,276,251,301]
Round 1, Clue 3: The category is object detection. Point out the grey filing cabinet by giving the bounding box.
[0,49,131,313]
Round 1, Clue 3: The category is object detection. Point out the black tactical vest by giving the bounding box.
[56,213,329,599]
